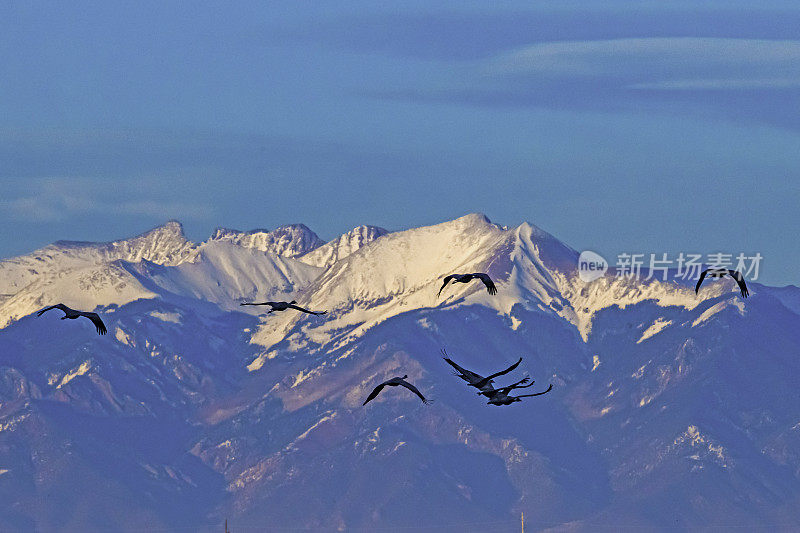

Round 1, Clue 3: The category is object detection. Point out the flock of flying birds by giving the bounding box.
[36,265,750,408]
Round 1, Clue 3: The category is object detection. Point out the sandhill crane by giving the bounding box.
[442,349,522,391]
[362,375,430,405]
[240,300,327,315]
[477,376,535,397]
[36,304,107,335]
[695,268,749,298]
[437,273,497,297]
[485,384,553,406]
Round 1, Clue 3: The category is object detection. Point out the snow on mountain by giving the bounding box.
[0,221,197,327]
[0,221,328,329]
[126,240,323,311]
[0,220,192,297]
[0,261,158,329]
[245,214,709,364]
[0,213,798,531]
[209,224,324,258]
[248,214,513,364]
[299,225,389,268]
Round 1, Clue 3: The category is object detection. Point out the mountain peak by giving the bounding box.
[353,224,389,236]
[99,219,195,265]
[455,212,492,226]
[515,220,557,242]
[299,225,390,268]
[210,227,247,240]
[513,221,579,273]
[140,219,186,238]
[51,219,187,249]
[208,223,324,258]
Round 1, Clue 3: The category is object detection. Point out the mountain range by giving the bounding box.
[1,213,799,532]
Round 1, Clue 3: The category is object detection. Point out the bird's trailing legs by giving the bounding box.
[479,376,534,396]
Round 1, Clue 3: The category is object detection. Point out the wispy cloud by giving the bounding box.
[0,177,212,223]
[366,37,800,132]
[630,78,800,90]
[489,38,800,90]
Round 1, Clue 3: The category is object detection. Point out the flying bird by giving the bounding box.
[437,273,497,297]
[240,300,327,315]
[362,375,430,405]
[485,384,553,406]
[478,376,535,397]
[442,349,522,391]
[36,304,107,335]
[695,268,749,298]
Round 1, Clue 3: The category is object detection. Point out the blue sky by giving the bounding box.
[2,1,799,284]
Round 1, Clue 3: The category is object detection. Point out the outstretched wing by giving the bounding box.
[502,377,533,392]
[80,312,107,335]
[727,269,749,298]
[695,269,710,295]
[504,382,534,393]
[398,380,430,404]
[437,275,457,297]
[37,303,69,317]
[486,357,522,380]
[362,383,386,405]
[288,304,327,315]
[240,301,277,307]
[472,273,497,295]
[441,349,484,382]
[481,377,533,397]
[515,384,554,398]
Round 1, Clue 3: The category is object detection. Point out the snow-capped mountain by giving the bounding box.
[0,214,798,532]
[0,221,384,329]
[299,225,390,268]
[208,224,325,258]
